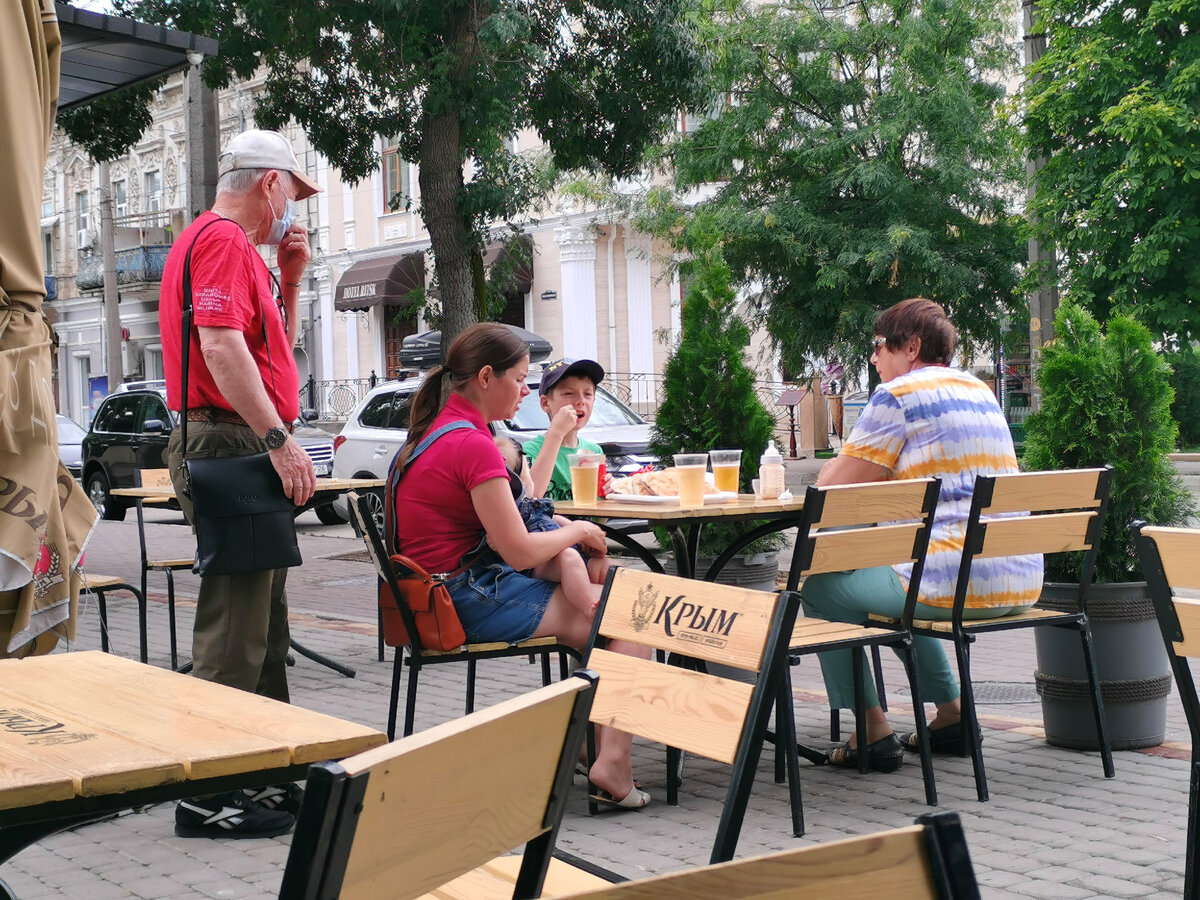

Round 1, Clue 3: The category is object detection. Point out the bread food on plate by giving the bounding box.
[610,467,719,496]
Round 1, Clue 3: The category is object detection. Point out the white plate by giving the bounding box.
[606,491,738,505]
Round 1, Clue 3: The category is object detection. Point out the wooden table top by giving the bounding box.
[0,651,385,811]
[555,493,805,522]
[111,477,384,500]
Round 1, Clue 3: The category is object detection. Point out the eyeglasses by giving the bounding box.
[872,337,887,351]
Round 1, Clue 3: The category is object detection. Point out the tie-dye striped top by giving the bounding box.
[841,366,1042,609]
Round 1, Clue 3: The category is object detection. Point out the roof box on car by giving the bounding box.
[400,325,553,369]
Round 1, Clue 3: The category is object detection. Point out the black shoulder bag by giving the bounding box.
[179,219,302,577]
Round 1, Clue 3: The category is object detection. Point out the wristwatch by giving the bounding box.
[264,426,289,450]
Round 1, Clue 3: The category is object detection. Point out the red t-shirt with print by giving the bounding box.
[159,212,298,423]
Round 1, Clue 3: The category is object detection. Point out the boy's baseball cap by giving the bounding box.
[539,358,605,396]
[217,130,321,199]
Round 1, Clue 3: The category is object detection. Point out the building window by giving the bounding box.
[113,180,128,218]
[382,145,410,213]
[144,170,162,213]
[76,190,89,232]
[681,93,729,133]
[41,199,53,219]
[42,232,54,277]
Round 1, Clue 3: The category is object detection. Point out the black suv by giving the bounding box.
[82,390,336,521]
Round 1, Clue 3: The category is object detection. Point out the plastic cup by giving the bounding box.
[569,450,603,503]
[709,448,742,493]
[673,453,709,507]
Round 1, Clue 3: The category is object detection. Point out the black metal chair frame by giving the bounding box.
[1134,522,1200,900]
[580,567,803,863]
[85,572,148,663]
[772,479,942,835]
[349,491,581,740]
[133,497,189,669]
[278,671,599,900]
[900,467,1116,802]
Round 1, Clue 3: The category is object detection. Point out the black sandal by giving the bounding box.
[825,733,904,773]
[896,722,969,756]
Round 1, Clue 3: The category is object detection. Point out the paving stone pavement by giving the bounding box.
[2,468,1195,899]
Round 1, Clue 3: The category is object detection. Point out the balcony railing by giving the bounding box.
[77,245,171,291]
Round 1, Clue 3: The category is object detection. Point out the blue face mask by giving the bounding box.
[265,195,297,246]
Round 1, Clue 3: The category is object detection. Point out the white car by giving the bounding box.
[328,373,657,527]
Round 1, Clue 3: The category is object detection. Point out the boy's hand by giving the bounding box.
[548,405,578,439]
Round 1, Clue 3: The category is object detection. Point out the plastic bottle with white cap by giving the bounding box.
[758,440,786,500]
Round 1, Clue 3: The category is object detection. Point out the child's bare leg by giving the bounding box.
[538,549,601,619]
[586,555,611,585]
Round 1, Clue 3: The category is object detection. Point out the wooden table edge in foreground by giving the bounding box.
[0,651,384,869]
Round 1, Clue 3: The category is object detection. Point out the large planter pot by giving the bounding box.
[1035,582,1172,750]
[666,551,781,592]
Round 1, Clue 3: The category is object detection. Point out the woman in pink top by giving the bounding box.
[392,322,650,809]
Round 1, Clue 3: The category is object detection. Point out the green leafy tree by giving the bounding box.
[99,0,709,347]
[1023,303,1196,583]
[639,0,1026,379]
[1166,348,1200,448]
[1022,0,1200,346]
[650,248,781,557]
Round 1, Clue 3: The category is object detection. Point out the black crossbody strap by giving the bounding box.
[383,420,479,571]
[178,217,277,461]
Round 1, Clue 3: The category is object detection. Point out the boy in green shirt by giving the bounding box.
[525,358,612,501]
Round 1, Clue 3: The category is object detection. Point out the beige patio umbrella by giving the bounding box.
[0,0,98,657]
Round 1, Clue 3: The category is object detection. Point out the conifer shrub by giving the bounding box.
[1023,303,1195,582]
[649,248,782,557]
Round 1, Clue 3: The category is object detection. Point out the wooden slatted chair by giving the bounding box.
[545,811,980,900]
[1133,522,1200,900]
[81,572,148,663]
[775,478,942,832]
[581,567,802,863]
[278,673,608,900]
[349,491,581,740]
[134,468,192,669]
[873,467,1115,802]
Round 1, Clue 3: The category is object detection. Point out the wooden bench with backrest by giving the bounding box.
[870,467,1115,802]
[134,467,193,669]
[278,673,608,900]
[1133,522,1200,900]
[545,811,980,900]
[776,478,942,832]
[581,567,801,862]
[349,491,580,740]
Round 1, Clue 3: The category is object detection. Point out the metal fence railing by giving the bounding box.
[301,374,380,421]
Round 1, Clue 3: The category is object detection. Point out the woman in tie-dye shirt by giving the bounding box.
[805,298,1041,773]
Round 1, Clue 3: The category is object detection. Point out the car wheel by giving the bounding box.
[315,501,348,525]
[350,488,386,538]
[86,471,126,521]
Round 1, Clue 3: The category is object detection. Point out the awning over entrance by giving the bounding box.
[483,234,534,295]
[334,252,425,312]
[56,3,219,112]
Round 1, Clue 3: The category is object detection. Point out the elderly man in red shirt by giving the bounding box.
[160,129,319,838]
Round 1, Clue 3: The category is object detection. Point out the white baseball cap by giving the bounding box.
[217,129,321,199]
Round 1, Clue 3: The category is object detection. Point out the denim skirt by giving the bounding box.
[445,551,556,644]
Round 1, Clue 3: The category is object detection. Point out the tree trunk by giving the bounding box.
[417,5,488,355]
[418,111,477,354]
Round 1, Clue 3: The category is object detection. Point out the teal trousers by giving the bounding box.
[800,566,1033,710]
